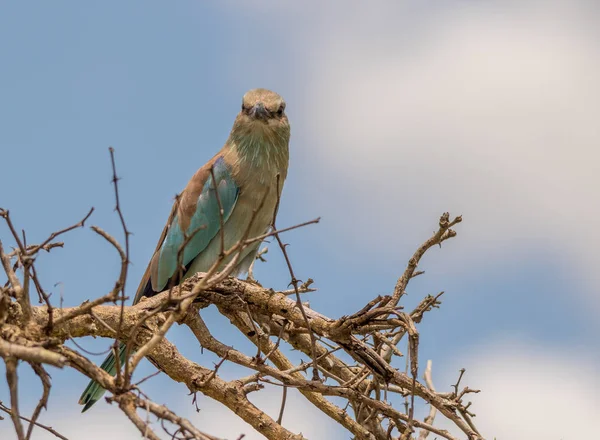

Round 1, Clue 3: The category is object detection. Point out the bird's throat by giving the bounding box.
[230,132,289,176]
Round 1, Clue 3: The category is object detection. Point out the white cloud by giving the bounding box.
[3,386,343,440]
[0,403,140,440]
[438,340,600,440]
[278,1,600,308]
[177,386,343,439]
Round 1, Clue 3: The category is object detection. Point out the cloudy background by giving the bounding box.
[1,1,598,439]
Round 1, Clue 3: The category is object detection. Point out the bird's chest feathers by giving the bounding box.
[232,171,281,234]
[223,136,289,237]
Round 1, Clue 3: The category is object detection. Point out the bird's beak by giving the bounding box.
[249,102,269,120]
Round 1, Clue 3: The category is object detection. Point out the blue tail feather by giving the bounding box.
[78,343,127,412]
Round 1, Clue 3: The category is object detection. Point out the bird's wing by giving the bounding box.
[133,155,239,303]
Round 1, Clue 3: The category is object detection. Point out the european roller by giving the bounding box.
[78,88,290,411]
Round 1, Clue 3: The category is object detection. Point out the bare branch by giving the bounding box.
[5,357,25,440]
[0,339,66,368]
[418,360,438,440]
[0,401,68,440]
[0,240,29,322]
[2,164,483,440]
[269,174,322,383]
[390,212,462,307]
[26,363,52,440]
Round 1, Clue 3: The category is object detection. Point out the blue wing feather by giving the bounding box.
[155,156,238,291]
[79,159,238,413]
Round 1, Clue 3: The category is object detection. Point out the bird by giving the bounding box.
[78,88,290,412]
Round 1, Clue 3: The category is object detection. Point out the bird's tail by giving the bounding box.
[78,343,127,412]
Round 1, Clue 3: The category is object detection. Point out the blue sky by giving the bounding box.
[1,1,599,439]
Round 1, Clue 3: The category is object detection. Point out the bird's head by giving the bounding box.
[229,88,290,151]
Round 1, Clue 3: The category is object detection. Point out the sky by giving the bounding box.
[1,1,599,439]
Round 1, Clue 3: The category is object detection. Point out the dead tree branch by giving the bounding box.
[0,152,483,439]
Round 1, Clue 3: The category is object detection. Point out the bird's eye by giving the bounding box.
[277,105,285,116]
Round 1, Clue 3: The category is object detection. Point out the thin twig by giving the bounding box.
[108,147,131,388]
[271,174,320,381]
[276,385,287,425]
[209,165,226,257]
[390,213,461,307]
[52,226,126,328]
[5,357,25,440]
[418,360,438,440]
[0,401,68,440]
[0,240,29,322]
[26,363,51,440]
